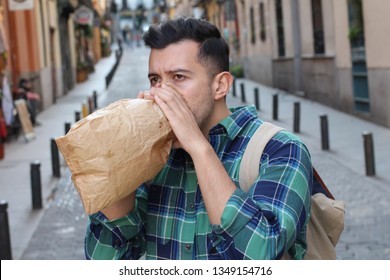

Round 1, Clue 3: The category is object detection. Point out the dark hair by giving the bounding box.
[143,17,230,76]
[19,78,28,88]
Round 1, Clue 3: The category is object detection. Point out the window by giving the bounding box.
[275,0,285,57]
[348,0,364,48]
[311,0,325,54]
[225,0,236,21]
[250,6,256,44]
[348,0,369,112]
[259,2,266,41]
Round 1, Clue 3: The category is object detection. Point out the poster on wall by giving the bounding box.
[8,0,34,11]
[14,99,35,141]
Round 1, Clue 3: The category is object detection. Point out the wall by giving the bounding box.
[364,0,390,127]
[301,57,337,106]
[238,0,274,86]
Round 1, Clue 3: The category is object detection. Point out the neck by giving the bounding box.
[201,102,231,137]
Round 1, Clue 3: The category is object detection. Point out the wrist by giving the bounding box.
[188,140,215,163]
[101,192,136,220]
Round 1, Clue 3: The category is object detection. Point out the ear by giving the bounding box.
[213,71,234,101]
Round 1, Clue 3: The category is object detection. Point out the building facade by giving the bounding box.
[0,0,110,113]
[168,0,390,128]
[1,0,64,109]
[232,0,390,128]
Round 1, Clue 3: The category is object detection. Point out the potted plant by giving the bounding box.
[348,26,364,48]
[76,61,89,83]
[230,64,244,78]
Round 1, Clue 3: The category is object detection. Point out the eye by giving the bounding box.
[173,74,185,81]
[149,76,160,86]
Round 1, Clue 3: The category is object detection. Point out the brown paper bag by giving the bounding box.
[55,99,174,214]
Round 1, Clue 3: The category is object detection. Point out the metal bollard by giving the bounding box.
[93,91,98,110]
[65,122,71,135]
[240,83,246,103]
[232,79,236,97]
[320,114,330,150]
[51,138,61,178]
[272,94,278,120]
[293,102,300,133]
[254,87,260,111]
[30,161,43,210]
[363,132,376,176]
[0,200,12,260]
[75,111,81,122]
[88,97,94,113]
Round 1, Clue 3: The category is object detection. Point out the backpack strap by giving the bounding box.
[239,122,334,198]
[313,168,334,199]
[239,122,285,192]
[239,122,344,259]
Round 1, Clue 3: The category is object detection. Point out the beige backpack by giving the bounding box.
[239,122,346,259]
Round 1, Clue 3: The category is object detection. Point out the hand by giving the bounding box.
[150,84,209,154]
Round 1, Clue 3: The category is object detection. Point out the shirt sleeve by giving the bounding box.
[211,131,312,260]
[84,185,148,260]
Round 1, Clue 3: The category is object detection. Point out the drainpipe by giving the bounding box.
[291,0,302,93]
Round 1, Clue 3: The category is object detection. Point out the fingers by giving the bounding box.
[137,90,154,100]
[152,87,187,123]
[151,84,187,111]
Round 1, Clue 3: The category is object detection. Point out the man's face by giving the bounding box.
[148,40,215,131]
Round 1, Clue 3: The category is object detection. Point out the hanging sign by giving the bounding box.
[74,5,94,26]
[8,0,34,11]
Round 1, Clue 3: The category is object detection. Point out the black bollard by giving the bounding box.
[293,102,300,133]
[363,132,376,176]
[0,200,12,260]
[30,161,43,210]
[51,138,60,178]
[232,79,236,97]
[272,94,278,120]
[65,122,71,135]
[254,87,260,111]
[320,115,330,150]
[88,97,94,113]
[75,111,81,122]
[93,91,98,109]
[240,83,246,103]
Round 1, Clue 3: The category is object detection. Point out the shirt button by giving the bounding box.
[185,244,191,250]
[190,203,195,209]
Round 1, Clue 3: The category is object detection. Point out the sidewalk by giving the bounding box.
[7,45,390,260]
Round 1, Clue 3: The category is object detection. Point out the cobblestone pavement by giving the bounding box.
[20,45,390,260]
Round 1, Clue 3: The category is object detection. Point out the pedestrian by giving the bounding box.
[17,78,41,126]
[85,17,313,260]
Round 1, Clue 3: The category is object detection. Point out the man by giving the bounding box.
[17,78,41,126]
[85,17,312,260]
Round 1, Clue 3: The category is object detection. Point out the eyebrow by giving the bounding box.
[148,69,194,78]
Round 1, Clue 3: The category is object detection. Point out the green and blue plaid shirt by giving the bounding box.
[85,105,312,260]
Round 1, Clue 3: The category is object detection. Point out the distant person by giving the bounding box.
[122,28,128,43]
[85,17,313,260]
[17,78,41,126]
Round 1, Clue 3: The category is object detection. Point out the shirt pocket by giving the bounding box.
[147,184,179,245]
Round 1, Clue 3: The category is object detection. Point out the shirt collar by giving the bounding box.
[209,105,258,140]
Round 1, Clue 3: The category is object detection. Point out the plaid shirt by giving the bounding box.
[85,105,312,260]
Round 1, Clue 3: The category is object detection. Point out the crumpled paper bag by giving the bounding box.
[55,99,174,215]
